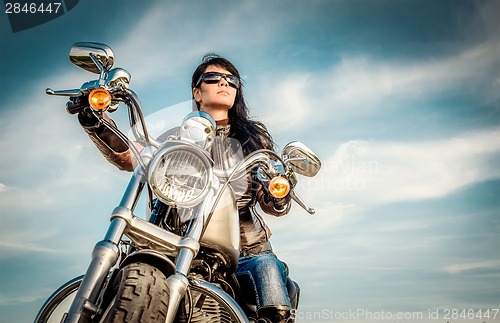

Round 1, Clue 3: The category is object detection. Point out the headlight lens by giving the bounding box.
[149,145,212,207]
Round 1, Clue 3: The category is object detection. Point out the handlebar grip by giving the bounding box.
[66,97,88,115]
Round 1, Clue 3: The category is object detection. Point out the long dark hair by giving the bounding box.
[192,54,275,155]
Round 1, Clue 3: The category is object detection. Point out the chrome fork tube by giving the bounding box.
[164,193,213,323]
[118,167,146,210]
[65,238,121,323]
[65,171,145,323]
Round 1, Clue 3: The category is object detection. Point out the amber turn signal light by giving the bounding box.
[88,88,111,110]
[268,176,290,198]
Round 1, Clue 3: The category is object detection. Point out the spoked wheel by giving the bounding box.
[102,262,169,323]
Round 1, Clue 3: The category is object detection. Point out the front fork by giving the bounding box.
[64,170,145,323]
[163,193,213,323]
[63,170,210,323]
[64,219,125,323]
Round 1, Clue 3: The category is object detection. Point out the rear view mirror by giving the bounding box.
[69,42,114,74]
[282,141,321,177]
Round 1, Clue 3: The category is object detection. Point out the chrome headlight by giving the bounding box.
[179,111,216,150]
[148,145,212,207]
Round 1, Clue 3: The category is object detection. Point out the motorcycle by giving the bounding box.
[35,42,321,323]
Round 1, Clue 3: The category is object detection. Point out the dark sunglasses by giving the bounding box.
[196,72,240,89]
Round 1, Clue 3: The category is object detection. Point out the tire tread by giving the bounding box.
[105,263,168,323]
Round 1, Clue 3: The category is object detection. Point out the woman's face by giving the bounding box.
[192,65,237,120]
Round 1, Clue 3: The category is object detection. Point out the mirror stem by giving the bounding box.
[89,53,106,85]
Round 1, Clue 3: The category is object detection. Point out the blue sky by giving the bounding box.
[1,1,499,322]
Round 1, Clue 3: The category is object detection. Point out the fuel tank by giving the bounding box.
[200,186,240,269]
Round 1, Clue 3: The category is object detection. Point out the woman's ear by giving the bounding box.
[192,87,201,102]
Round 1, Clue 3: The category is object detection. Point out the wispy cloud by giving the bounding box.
[0,227,65,259]
[298,127,500,207]
[0,240,64,256]
[1,2,498,321]
[256,40,499,134]
[0,70,130,192]
[443,259,500,274]
[112,1,286,88]
[0,75,130,263]
[0,289,57,305]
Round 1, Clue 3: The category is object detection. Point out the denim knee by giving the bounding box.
[236,251,291,308]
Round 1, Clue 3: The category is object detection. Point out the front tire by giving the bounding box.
[103,262,169,323]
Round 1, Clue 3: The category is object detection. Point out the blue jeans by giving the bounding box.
[236,250,291,309]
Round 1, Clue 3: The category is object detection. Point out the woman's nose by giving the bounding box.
[218,76,229,86]
[218,79,228,86]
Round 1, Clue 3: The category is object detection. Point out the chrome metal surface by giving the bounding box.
[40,42,323,323]
[148,143,213,207]
[69,42,114,74]
[282,141,321,177]
[123,214,198,255]
[104,216,128,244]
[179,111,216,149]
[105,67,131,88]
[123,88,156,147]
[290,190,316,215]
[65,240,120,323]
[189,279,250,323]
[165,273,190,323]
[45,88,82,97]
[117,170,146,210]
[212,149,277,180]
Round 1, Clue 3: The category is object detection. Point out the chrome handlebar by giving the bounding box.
[47,69,318,216]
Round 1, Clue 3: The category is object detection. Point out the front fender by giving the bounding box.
[119,249,176,278]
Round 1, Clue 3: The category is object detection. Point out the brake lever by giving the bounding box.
[46,88,82,97]
[46,79,101,97]
[290,190,315,215]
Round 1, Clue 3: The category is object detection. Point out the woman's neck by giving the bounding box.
[200,106,228,122]
[216,118,229,126]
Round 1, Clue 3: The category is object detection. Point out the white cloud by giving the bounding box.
[111,1,285,88]
[0,72,132,261]
[0,292,49,305]
[0,239,64,256]
[0,69,131,190]
[443,259,500,274]
[1,3,498,317]
[299,127,500,207]
[256,41,500,134]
